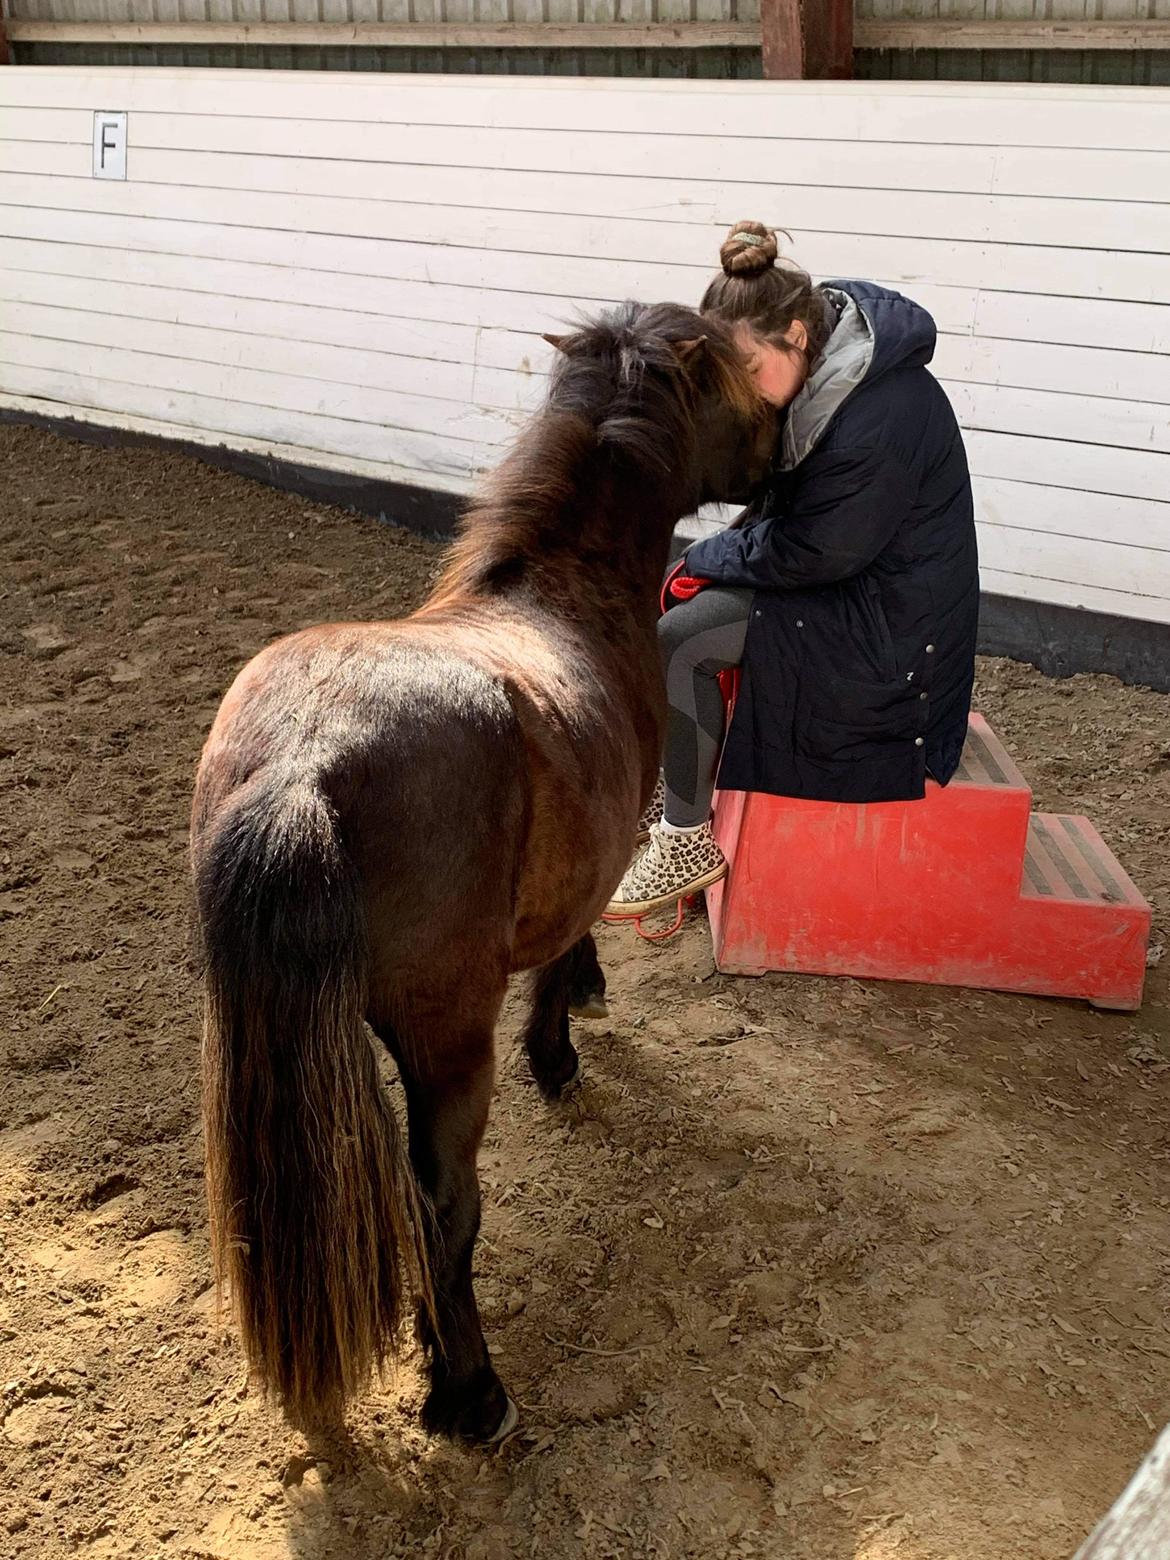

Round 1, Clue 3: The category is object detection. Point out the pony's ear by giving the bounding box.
[671,336,708,368]
[542,332,571,352]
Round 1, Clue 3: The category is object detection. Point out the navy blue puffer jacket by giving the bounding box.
[685,280,979,803]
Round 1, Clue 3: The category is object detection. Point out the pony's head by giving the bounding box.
[437,301,777,601]
[543,300,777,510]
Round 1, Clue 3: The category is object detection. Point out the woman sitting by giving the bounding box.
[607,221,980,920]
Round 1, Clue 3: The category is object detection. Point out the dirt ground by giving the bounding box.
[2,422,1169,1560]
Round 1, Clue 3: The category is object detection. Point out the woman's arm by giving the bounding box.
[685,444,915,590]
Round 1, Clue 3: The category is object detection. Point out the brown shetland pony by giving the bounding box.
[191,301,775,1444]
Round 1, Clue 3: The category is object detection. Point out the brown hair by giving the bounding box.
[701,220,831,365]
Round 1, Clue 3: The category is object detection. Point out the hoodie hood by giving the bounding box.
[780,281,937,469]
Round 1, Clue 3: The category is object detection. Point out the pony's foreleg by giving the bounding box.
[377,1023,515,1442]
[565,932,608,1020]
[523,933,606,1100]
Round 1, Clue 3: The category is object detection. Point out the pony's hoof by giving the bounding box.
[538,1057,582,1102]
[421,1364,513,1444]
[568,992,609,1020]
[489,1397,520,1443]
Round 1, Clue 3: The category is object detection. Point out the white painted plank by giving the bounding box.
[979,566,1170,623]
[935,335,1170,406]
[0,107,93,145]
[965,430,1170,505]
[5,184,1170,307]
[0,265,488,363]
[0,331,525,445]
[946,381,1170,454]
[969,292,1170,357]
[0,298,548,415]
[0,366,488,481]
[975,476,1169,551]
[983,144,1170,204]
[0,141,94,177]
[977,522,1170,602]
[2,298,477,403]
[0,267,565,382]
[6,138,1170,253]
[3,71,1170,154]
[0,236,583,336]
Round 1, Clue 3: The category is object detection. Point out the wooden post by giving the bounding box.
[818,0,855,77]
[760,0,852,79]
[760,0,805,77]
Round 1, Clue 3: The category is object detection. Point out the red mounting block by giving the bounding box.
[706,714,1151,1011]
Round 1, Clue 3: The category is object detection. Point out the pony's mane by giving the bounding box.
[433,301,758,597]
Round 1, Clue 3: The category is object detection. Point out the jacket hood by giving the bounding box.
[780,281,937,469]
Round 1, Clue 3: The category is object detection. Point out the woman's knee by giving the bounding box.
[658,598,750,677]
[657,600,705,664]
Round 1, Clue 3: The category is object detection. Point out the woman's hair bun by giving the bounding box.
[719,221,779,278]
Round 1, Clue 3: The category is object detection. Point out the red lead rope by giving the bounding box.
[601,895,697,942]
[660,559,687,615]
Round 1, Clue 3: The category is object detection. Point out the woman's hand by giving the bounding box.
[660,558,713,614]
[669,574,712,601]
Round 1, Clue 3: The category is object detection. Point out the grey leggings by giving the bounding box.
[658,586,755,828]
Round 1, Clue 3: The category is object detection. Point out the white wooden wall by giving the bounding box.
[1,69,1169,625]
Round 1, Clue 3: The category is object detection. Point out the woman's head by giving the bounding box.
[701,221,830,407]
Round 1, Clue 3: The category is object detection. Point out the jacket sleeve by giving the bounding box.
[684,444,915,591]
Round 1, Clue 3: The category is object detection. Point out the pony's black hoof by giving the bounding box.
[568,990,609,1020]
[421,1364,514,1444]
[535,1048,581,1102]
[551,1059,583,1098]
[489,1397,520,1443]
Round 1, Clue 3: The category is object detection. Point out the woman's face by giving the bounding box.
[734,321,809,408]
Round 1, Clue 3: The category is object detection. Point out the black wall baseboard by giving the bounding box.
[5,409,1167,692]
[977,593,1168,694]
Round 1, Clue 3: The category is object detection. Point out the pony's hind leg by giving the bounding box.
[523,934,605,1100]
[375,1019,514,1443]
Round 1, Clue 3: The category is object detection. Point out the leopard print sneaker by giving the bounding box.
[636,776,665,844]
[606,820,727,919]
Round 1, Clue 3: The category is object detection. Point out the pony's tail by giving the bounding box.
[194,776,430,1428]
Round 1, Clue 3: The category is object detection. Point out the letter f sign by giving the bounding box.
[93,112,127,180]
